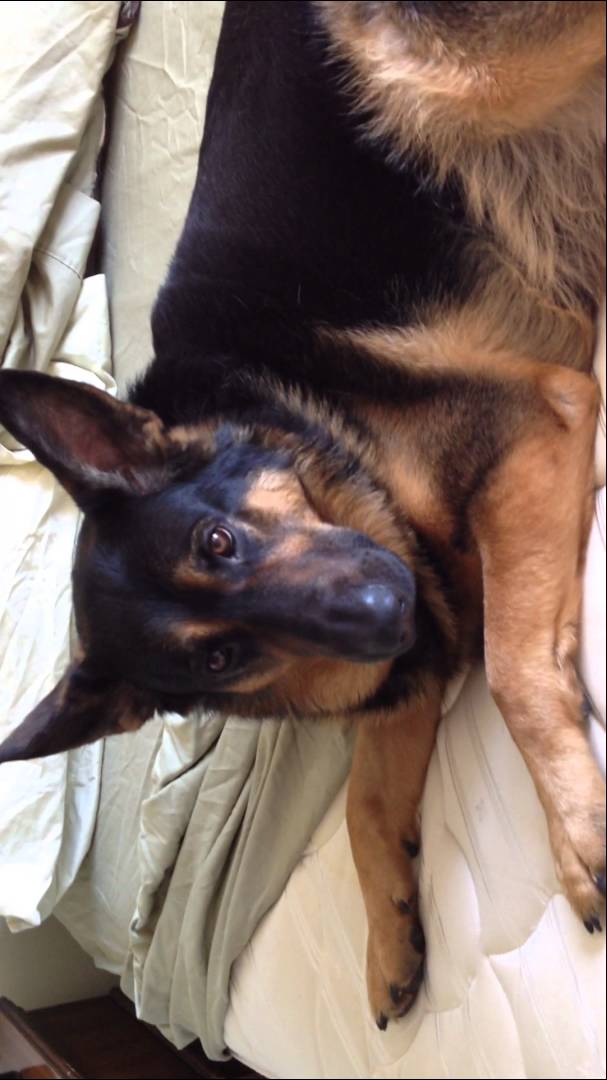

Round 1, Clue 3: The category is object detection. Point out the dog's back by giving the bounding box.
[135,0,470,423]
[137,0,605,434]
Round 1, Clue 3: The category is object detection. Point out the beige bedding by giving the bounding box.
[0,0,126,927]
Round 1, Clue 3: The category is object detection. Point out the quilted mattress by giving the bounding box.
[225,655,606,1079]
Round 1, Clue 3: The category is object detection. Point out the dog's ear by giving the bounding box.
[0,370,169,509]
[0,662,156,764]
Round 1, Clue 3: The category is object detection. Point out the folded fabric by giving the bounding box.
[0,0,123,927]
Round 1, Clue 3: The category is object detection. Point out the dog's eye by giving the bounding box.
[207,526,236,558]
[206,645,236,674]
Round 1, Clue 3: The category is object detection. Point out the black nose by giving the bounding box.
[359,584,402,620]
[328,583,415,659]
[359,584,408,649]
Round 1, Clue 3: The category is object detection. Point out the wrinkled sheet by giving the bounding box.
[0,0,122,926]
[57,708,354,1059]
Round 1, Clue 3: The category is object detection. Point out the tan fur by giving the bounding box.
[318,1,606,371]
[347,683,443,1022]
[268,653,393,718]
[167,422,218,457]
[322,299,598,396]
[469,365,604,918]
[228,660,291,696]
[243,469,321,527]
[171,619,394,711]
[364,415,482,652]
[168,620,233,646]
[173,559,219,593]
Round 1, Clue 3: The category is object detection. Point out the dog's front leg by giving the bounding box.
[347,680,442,1029]
[473,364,606,929]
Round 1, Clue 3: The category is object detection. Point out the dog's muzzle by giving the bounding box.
[323,578,416,661]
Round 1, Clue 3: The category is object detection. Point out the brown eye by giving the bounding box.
[206,646,233,673]
[207,526,235,558]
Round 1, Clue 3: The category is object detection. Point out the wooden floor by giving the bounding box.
[0,994,264,1080]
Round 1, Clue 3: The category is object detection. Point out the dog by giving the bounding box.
[0,0,605,1028]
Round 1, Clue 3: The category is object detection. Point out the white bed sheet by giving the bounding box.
[0,0,123,928]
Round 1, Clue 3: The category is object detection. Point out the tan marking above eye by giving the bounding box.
[228,657,290,695]
[269,531,315,561]
[173,558,219,591]
[168,619,233,647]
[244,470,320,524]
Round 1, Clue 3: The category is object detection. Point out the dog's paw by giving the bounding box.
[366,892,425,1030]
[551,796,606,932]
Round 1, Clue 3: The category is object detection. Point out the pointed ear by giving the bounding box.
[0,663,156,764]
[0,370,169,509]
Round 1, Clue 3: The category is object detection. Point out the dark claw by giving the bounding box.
[405,963,425,996]
[395,898,412,915]
[377,1012,388,1031]
[595,870,606,898]
[396,997,417,1019]
[403,839,420,858]
[389,982,407,1005]
[409,920,426,955]
[584,918,596,934]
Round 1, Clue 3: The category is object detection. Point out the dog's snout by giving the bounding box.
[359,583,403,621]
[354,584,410,648]
[328,582,415,659]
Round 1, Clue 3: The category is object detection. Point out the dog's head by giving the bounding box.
[0,371,417,761]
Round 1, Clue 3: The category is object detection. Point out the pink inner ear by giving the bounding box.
[0,371,169,505]
[60,412,129,473]
[44,397,163,476]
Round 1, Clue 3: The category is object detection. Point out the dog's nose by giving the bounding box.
[359,583,402,621]
[358,584,408,648]
[329,583,414,658]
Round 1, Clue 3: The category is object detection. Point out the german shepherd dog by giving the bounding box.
[0,1,605,1028]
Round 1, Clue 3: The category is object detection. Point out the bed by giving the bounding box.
[1,4,605,1077]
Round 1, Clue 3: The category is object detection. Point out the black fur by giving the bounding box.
[131,1,469,424]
